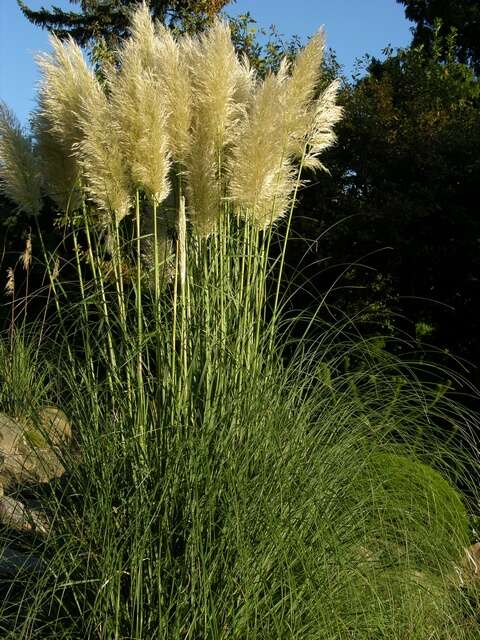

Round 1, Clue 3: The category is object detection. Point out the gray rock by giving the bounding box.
[0,495,49,535]
[0,406,73,575]
[0,408,70,489]
[0,543,44,576]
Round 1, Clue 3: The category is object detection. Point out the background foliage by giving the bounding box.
[291,32,480,373]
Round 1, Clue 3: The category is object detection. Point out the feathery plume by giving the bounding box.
[5,267,15,297]
[184,19,249,234]
[21,234,32,271]
[288,30,325,105]
[233,55,256,108]
[282,31,342,166]
[155,25,193,162]
[228,66,295,228]
[185,133,220,236]
[108,65,171,205]
[77,82,132,224]
[228,32,342,227]
[33,114,81,213]
[52,258,60,281]
[36,35,99,153]
[35,35,100,211]
[302,79,343,171]
[108,7,171,205]
[0,103,42,216]
[123,2,158,77]
[283,30,326,157]
[187,19,246,152]
[129,74,171,204]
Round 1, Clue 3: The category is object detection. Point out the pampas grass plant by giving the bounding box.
[1,5,479,639]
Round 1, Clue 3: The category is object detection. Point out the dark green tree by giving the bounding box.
[18,1,299,75]
[397,0,480,73]
[18,0,231,51]
[289,37,480,374]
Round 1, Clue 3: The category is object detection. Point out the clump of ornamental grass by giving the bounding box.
[1,5,480,639]
[0,330,479,639]
[0,2,344,394]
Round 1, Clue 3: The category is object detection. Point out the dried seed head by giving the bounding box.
[5,267,15,297]
[283,30,326,157]
[52,258,60,281]
[233,55,256,108]
[108,7,171,205]
[33,113,81,213]
[123,2,158,77]
[228,31,342,228]
[108,66,171,205]
[129,74,171,204]
[21,234,32,271]
[188,19,247,152]
[185,134,220,237]
[302,79,343,171]
[36,35,99,151]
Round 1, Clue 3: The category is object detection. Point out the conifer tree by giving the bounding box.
[18,0,230,50]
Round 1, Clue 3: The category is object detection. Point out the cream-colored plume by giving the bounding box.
[21,234,32,271]
[233,55,256,108]
[227,65,294,228]
[108,7,171,205]
[77,83,132,224]
[109,68,171,205]
[288,31,326,105]
[0,103,41,216]
[184,19,251,234]
[185,141,220,237]
[302,79,343,171]
[36,35,98,154]
[11,4,342,238]
[282,31,343,168]
[155,25,193,162]
[122,2,158,77]
[283,30,326,157]
[228,31,342,228]
[187,19,247,152]
[130,74,171,204]
[36,35,100,212]
[33,113,81,213]
[5,267,15,297]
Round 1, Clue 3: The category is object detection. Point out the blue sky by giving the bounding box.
[0,0,413,126]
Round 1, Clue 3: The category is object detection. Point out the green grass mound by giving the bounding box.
[336,452,472,639]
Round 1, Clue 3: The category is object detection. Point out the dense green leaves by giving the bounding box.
[397,0,480,73]
[290,37,480,373]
